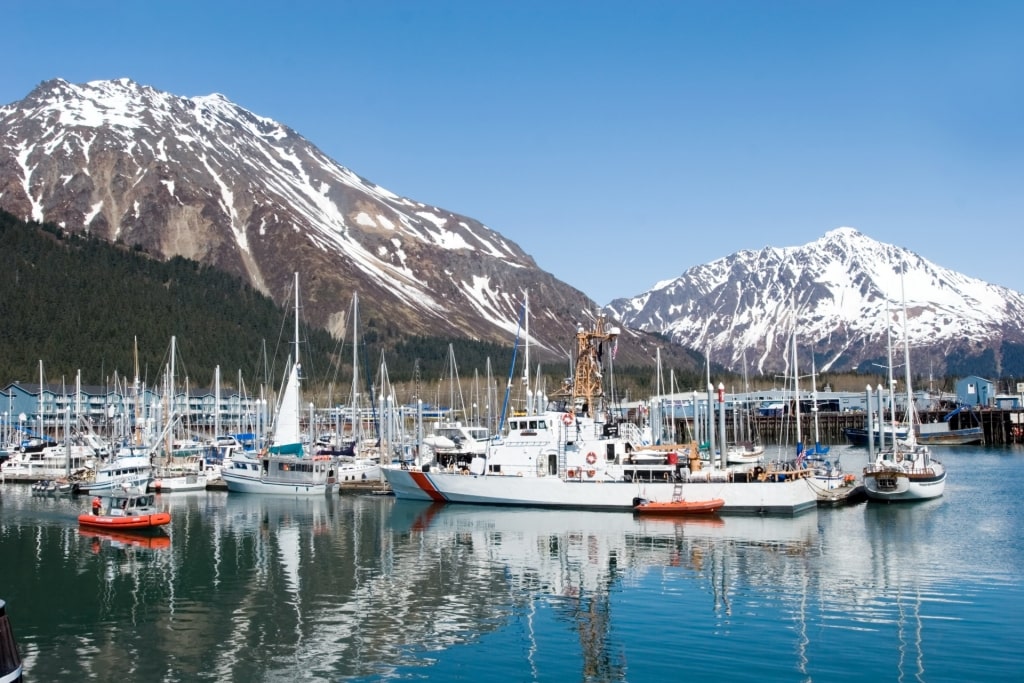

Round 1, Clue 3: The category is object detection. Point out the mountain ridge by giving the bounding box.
[2,78,1021,379]
[606,227,1024,376]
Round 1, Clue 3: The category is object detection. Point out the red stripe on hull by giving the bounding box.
[409,471,448,502]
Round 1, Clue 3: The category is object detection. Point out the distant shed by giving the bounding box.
[956,375,995,407]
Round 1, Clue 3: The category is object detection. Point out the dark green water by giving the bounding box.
[2,445,1022,682]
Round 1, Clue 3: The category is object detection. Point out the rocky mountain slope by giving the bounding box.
[0,78,674,366]
[606,228,1024,376]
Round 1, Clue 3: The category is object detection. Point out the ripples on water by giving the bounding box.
[2,445,1023,681]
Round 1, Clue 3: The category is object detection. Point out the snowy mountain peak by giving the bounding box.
[606,229,1024,376]
[0,78,609,360]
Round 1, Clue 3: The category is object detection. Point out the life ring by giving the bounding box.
[586,452,597,465]
[587,469,596,478]
[562,412,575,426]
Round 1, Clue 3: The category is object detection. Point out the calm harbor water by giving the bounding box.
[2,444,1023,682]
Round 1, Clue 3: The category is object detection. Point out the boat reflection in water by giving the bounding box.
[4,470,1022,681]
[79,527,171,551]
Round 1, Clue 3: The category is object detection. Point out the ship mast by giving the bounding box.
[572,314,619,419]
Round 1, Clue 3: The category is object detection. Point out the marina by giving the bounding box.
[0,443,1021,681]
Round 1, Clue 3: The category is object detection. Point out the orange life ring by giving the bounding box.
[587,469,596,478]
[562,412,575,425]
[586,452,597,465]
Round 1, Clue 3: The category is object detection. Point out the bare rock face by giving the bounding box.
[0,78,608,361]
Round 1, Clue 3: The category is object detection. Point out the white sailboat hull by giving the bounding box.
[863,468,946,501]
[222,469,335,495]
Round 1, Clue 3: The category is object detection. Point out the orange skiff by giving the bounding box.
[79,490,171,530]
[632,497,725,516]
[78,511,171,530]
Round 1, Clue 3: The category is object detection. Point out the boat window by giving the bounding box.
[529,420,538,430]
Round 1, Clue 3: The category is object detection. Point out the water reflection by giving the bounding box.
[3,477,1023,681]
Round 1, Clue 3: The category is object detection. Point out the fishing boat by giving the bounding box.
[863,290,946,502]
[221,273,338,495]
[843,422,909,447]
[383,309,818,515]
[915,405,983,445]
[78,488,171,531]
[150,455,210,492]
[77,448,153,494]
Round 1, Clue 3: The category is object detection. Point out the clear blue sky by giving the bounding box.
[5,1,1022,304]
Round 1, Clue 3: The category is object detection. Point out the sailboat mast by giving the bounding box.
[38,360,43,441]
[293,272,302,442]
[523,290,530,407]
[884,302,895,450]
[791,307,802,452]
[900,277,915,443]
[350,293,359,446]
[293,272,301,369]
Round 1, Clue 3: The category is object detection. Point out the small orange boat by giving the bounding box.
[78,490,171,531]
[632,496,725,516]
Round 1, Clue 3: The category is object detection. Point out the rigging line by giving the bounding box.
[498,297,528,432]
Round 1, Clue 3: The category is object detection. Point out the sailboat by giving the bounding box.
[863,283,946,501]
[221,273,338,495]
[334,292,381,483]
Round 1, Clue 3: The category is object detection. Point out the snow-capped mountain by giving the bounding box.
[606,228,1024,376]
[0,78,633,361]
[2,79,1020,379]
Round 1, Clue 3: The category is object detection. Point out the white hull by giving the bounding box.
[151,473,209,492]
[382,466,817,514]
[336,460,380,483]
[863,468,946,501]
[80,473,153,494]
[222,469,335,495]
[79,454,153,494]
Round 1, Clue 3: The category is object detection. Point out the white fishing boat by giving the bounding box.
[384,310,817,515]
[863,289,946,501]
[78,449,153,494]
[1,442,94,480]
[221,273,338,495]
[151,455,211,492]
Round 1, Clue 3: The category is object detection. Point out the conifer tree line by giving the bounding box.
[0,210,667,403]
[2,210,1017,404]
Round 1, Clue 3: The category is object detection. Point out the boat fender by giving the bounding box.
[567,468,576,477]
[562,412,575,426]
[586,452,597,465]
[587,469,596,478]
